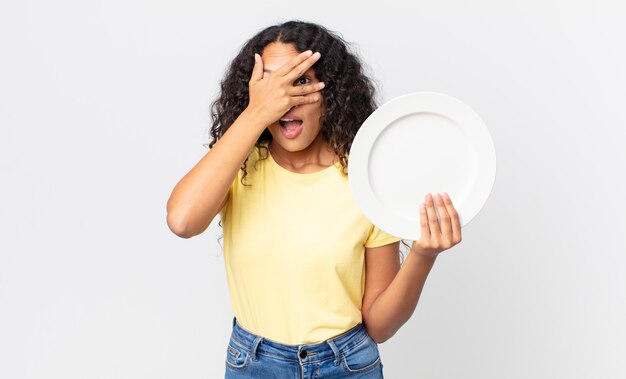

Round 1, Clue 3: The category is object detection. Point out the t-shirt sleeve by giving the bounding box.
[364,224,402,248]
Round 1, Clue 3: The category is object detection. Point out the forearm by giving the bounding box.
[364,251,437,343]
[166,109,266,238]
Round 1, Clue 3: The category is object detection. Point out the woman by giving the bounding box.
[166,20,462,378]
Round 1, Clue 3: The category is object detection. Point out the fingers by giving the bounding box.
[273,50,314,76]
[419,202,430,242]
[424,193,441,239]
[442,192,462,243]
[434,193,453,243]
[247,49,323,123]
[414,192,462,257]
[291,93,322,107]
[287,81,325,97]
[283,52,322,82]
[250,53,264,83]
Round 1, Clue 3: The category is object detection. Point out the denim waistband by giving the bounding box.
[229,317,370,364]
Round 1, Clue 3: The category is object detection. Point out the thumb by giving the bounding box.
[250,53,264,83]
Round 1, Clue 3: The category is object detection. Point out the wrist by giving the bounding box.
[404,249,437,274]
[409,247,439,262]
[240,106,274,132]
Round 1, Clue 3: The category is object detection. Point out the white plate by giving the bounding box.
[348,92,496,240]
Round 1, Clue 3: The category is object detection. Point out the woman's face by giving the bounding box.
[261,42,325,154]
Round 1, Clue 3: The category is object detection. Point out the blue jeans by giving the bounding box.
[225,317,384,378]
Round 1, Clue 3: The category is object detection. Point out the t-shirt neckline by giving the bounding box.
[266,148,340,180]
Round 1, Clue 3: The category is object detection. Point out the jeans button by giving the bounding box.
[299,350,307,359]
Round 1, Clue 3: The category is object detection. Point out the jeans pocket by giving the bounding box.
[225,340,250,371]
[341,335,382,374]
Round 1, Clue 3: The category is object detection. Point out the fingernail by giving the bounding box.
[312,51,321,58]
[424,193,431,203]
[318,82,325,89]
[443,192,450,200]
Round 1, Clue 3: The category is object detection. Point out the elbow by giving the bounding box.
[166,212,194,239]
[166,207,216,239]
[367,328,393,344]
[371,334,388,344]
[363,318,395,344]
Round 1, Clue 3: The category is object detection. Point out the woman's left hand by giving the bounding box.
[411,192,462,258]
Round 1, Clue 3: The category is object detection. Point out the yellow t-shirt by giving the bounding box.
[220,145,400,345]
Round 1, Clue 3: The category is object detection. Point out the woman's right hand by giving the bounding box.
[246,50,325,128]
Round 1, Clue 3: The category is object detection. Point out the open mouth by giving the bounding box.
[279,118,304,139]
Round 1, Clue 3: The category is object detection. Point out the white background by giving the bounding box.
[1,1,625,378]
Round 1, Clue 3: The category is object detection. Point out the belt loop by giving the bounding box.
[250,336,263,361]
[326,339,341,365]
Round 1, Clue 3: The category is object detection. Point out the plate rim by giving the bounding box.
[348,91,497,240]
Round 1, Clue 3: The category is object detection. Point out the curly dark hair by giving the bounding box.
[208,20,377,182]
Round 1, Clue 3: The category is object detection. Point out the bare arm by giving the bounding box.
[166,50,324,238]
[166,110,266,238]
[362,244,436,343]
[362,193,462,343]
